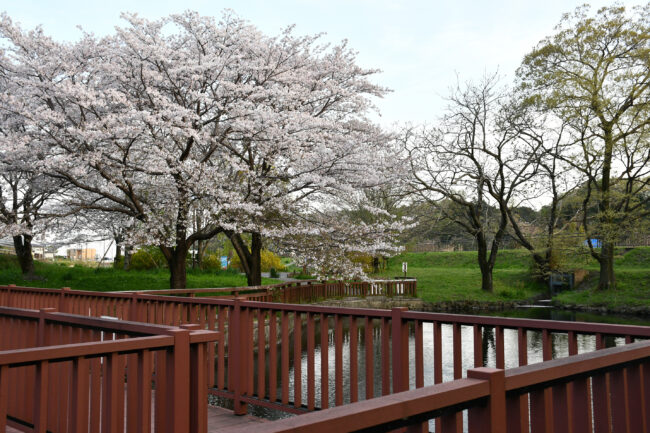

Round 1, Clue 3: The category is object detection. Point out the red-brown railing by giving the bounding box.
[0,305,219,433]
[224,339,650,432]
[123,279,417,303]
[1,284,649,432]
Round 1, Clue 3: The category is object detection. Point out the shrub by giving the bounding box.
[349,252,374,273]
[129,247,167,270]
[201,253,223,270]
[112,256,124,269]
[230,250,286,272]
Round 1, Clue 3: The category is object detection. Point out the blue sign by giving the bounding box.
[220,256,228,269]
[584,239,602,248]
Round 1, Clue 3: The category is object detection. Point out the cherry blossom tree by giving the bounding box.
[0,11,401,288]
[0,67,65,277]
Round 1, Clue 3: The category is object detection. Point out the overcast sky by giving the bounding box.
[3,1,643,256]
[3,0,643,127]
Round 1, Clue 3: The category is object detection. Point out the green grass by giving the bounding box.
[373,250,546,303]
[554,268,650,308]
[373,247,650,308]
[550,247,650,308]
[0,255,274,292]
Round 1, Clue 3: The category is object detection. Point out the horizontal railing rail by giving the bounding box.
[1,283,649,430]
[117,278,417,303]
[0,306,219,433]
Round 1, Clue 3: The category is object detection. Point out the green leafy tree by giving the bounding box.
[518,4,650,290]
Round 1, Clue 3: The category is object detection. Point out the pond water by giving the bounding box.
[210,306,650,424]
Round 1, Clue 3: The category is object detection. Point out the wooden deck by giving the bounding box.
[5,405,267,433]
[207,406,268,430]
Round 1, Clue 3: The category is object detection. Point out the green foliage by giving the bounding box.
[0,255,275,291]
[129,247,167,270]
[112,256,124,269]
[373,250,546,303]
[349,252,374,273]
[229,250,286,272]
[269,268,279,278]
[548,226,592,272]
[201,253,223,271]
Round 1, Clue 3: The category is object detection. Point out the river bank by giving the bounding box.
[316,295,650,324]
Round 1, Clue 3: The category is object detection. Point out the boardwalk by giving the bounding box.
[5,405,266,433]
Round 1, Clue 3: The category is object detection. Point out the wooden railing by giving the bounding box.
[2,283,649,429]
[0,306,219,433]
[223,339,650,432]
[121,279,418,303]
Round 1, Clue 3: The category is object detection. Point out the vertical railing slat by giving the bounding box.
[307,312,315,410]
[364,316,374,400]
[294,312,302,408]
[349,316,358,402]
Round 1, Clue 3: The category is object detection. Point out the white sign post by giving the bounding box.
[402,262,407,278]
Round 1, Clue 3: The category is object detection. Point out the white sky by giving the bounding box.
[3,0,642,126]
[3,0,642,256]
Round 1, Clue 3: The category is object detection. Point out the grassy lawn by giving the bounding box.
[554,248,650,308]
[373,248,650,308]
[0,255,274,292]
[2,247,649,308]
[373,250,546,304]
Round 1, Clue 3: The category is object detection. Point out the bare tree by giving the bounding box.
[403,75,541,292]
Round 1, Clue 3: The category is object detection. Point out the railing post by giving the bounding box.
[166,328,191,433]
[37,308,56,346]
[467,368,506,433]
[181,324,208,433]
[391,307,409,393]
[231,297,248,415]
[4,284,15,307]
[129,293,139,322]
[59,287,70,312]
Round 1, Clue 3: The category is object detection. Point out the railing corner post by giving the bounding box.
[166,328,191,433]
[181,324,208,433]
[467,367,506,433]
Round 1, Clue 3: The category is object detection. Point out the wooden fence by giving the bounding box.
[2,283,650,432]
[224,339,650,432]
[0,305,219,433]
[125,279,418,303]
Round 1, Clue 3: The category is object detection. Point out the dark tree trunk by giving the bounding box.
[228,232,262,286]
[196,239,207,269]
[114,242,122,263]
[166,246,188,290]
[597,241,616,290]
[476,235,494,293]
[530,252,551,281]
[123,245,132,271]
[372,256,380,273]
[12,234,35,277]
[160,242,188,290]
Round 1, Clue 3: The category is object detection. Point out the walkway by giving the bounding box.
[5,405,266,433]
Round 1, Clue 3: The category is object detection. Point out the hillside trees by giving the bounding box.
[0,11,400,288]
[518,4,650,290]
